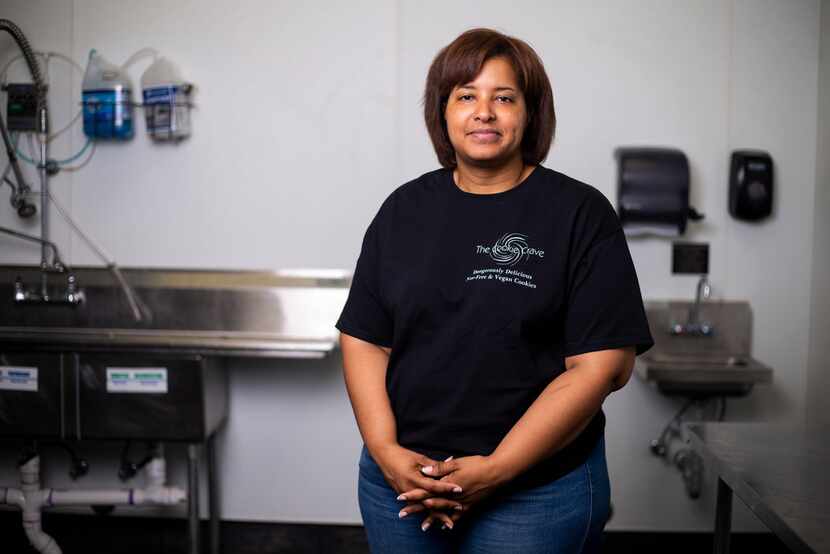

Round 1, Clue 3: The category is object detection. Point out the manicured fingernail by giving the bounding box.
[441,524,447,530]
[421,521,431,531]
[454,505,463,511]
[444,456,454,462]
[396,494,406,501]
[453,486,462,493]
[398,510,408,519]
[446,521,454,529]
[421,466,433,474]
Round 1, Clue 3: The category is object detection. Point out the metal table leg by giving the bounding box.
[714,477,732,554]
[207,434,220,554]
[188,444,201,554]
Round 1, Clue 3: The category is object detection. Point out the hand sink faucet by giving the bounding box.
[671,275,714,336]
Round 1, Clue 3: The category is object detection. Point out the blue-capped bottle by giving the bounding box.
[82,50,134,140]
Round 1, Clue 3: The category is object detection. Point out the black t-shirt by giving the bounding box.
[336,165,654,487]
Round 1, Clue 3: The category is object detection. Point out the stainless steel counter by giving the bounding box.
[686,422,830,554]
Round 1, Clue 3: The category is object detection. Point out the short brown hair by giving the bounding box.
[423,28,556,168]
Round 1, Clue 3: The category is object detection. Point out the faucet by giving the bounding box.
[0,225,84,306]
[14,271,84,306]
[670,275,714,336]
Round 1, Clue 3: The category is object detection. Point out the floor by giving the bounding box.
[0,511,793,553]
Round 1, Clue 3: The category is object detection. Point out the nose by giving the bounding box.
[474,99,495,122]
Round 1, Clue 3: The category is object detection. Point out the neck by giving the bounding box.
[453,156,532,195]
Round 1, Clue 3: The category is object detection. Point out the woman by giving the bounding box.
[336,28,653,553]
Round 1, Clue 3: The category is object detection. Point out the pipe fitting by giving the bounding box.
[134,486,187,505]
[15,456,63,554]
[145,456,167,489]
[2,486,25,508]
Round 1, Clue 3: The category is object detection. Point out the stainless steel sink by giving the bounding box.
[636,300,773,396]
[0,265,351,358]
[0,265,353,554]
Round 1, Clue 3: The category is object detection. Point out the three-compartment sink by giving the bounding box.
[0,265,350,358]
[0,265,352,440]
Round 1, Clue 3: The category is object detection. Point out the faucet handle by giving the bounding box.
[700,277,711,301]
[65,272,84,305]
[66,272,77,293]
[14,277,27,302]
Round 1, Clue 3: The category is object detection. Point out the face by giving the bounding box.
[444,56,528,167]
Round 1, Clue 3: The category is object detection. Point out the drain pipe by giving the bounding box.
[6,455,62,554]
[1,452,186,554]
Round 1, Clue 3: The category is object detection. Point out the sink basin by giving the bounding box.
[636,300,773,396]
[0,266,351,358]
[648,354,748,366]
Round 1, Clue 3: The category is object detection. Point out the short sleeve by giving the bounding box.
[563,191,654,357]
[335,213,394,347]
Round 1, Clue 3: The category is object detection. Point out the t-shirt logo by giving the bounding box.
[475,232,545,266]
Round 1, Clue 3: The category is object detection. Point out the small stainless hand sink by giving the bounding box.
[636,300,772,396]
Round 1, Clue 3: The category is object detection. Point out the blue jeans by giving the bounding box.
[357,435,610,553]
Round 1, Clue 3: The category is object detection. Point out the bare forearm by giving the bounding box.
[490,348,634,483]
[340,333,397,457]
[489,369,611,482]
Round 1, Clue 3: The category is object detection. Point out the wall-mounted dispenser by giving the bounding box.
[140,57,192,142]
[729,150,773,221]
[615,147,704,237]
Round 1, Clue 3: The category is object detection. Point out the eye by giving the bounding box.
[458,94,474,101]
[496,96,514,103]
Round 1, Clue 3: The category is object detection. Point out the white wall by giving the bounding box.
[808,0,830,430]
[0,0,822,532]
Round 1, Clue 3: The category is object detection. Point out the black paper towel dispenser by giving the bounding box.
[614,147,704,236]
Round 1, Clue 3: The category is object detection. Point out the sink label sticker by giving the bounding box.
[106,368,168,394]
[0,366,38,392]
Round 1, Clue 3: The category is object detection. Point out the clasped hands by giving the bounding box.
[374,444,508,532]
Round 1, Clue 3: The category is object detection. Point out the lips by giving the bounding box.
[468,129,501,143]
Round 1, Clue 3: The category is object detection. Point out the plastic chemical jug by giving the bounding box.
[141,57,191,141]
[82,51,135,140]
